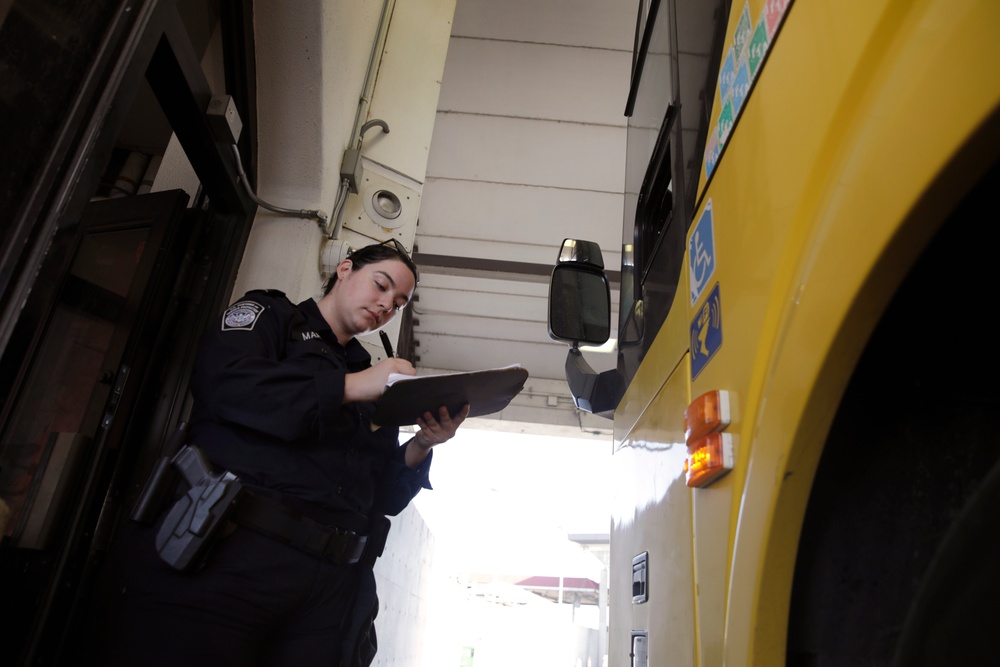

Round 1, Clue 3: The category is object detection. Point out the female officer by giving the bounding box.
[89,241,469,666]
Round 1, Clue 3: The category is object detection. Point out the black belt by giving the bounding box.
[231,492,367,564]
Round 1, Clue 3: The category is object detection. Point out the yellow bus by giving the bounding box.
[549,0,1000,664]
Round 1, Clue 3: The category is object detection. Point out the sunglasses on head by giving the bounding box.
[378,238,409,256]
[347,238,410,262]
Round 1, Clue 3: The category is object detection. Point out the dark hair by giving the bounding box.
[323,240,419,295]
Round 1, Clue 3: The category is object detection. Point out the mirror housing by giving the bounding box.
[547,239,623,419]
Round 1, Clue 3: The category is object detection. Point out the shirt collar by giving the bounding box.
[298,298,370,363]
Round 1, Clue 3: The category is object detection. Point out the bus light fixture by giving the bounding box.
[684,390,731,442]
[685,432,734,487]
[684,390,734,488]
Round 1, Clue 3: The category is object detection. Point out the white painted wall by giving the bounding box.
[365,0,457,184]
[232,0,371,303]
[421,1,631,267]
[372,502,438,666]
[233,0,456,306]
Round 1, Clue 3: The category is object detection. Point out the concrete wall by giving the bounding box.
[234,0,456,305]
[234,0,382,303]
[372,502,438,666]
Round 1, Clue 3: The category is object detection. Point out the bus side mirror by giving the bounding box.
[547,239,621,418]
[547,239,611,345]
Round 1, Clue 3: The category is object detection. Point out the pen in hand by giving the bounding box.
[379,330,395,358]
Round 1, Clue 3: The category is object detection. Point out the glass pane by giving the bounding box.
[549,266,610,345]
[0,226,149,547]
[0,0,121,228]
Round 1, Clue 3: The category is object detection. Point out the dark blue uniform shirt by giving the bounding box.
[188,289,431,530]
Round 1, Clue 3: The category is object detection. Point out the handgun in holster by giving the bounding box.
[132,442,243,572]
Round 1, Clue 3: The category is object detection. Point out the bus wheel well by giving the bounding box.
[786,159,1000,666]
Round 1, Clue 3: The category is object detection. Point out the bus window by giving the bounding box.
[619,0,728,377]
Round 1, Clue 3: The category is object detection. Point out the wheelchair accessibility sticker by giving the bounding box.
[689,199,717,305]
[691,283,723,379]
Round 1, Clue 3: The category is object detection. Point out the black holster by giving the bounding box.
[132,444,243,572]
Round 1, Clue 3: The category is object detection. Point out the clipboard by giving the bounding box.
[372,364,529,427]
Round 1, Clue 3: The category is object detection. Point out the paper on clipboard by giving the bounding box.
[372,364,529,427]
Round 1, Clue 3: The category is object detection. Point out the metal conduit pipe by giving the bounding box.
[326,0,396,239]
[231,145,327,224]
[350,0,395,149]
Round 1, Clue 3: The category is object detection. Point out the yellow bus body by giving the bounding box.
[609,0,1000,664]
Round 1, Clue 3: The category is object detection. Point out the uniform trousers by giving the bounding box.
[85,518,359,667]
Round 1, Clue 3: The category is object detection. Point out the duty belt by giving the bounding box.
[232,492,367,564]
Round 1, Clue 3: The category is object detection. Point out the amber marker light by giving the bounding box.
[684,390,731,444]
[684,390,733,488]
[685,432,734,487]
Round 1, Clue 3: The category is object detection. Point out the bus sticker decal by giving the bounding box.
[720,46,736,104]
[703,0,795,182]
[719,99,735,145]
[765,0,792,39]
[748,11,770,80]
[733,56,751,115]
[705,126,720,178]
[689,199,717,305]
[733,2,753,59]
[691,282,723,380]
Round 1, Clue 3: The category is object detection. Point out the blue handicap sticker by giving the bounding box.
[690,283,723,380]
[689,200,717,305]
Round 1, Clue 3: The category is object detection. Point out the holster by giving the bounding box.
[135,444,244,572]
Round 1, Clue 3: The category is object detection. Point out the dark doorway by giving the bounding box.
[0,190,193,664]
[0,2,256,663]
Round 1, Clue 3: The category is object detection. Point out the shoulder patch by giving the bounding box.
[222,300,265,330]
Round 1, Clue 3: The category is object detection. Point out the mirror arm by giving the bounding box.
[565,347,623,419]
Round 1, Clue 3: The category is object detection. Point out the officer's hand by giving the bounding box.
[405,403,469,468]
[415,403,470,450]
[344,358,415,403]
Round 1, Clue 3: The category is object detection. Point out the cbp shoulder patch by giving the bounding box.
[222,300,265,330]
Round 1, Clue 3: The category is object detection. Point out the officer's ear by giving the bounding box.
[336,259,354,281]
